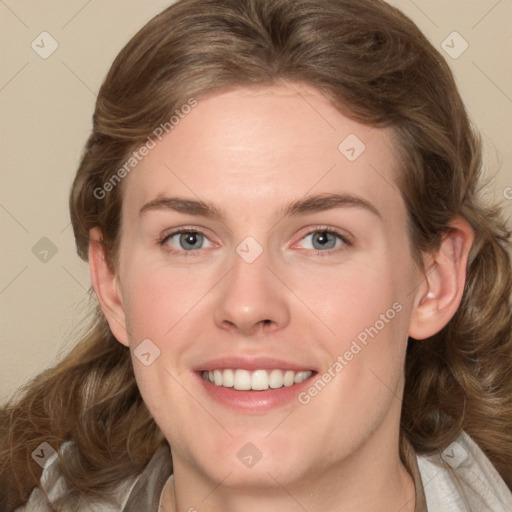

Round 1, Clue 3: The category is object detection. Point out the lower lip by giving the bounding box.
[195,372,316,412]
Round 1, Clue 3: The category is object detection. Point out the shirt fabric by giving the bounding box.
[16,431,512,511]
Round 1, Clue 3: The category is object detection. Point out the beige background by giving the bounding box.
[1,0,511,402]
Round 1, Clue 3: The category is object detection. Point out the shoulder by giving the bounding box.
[417,431,512,512]
[15,442,171,512]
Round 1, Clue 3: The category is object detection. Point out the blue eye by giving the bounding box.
[305,231,338,250]
[298,229,349,254]
[160,230,214,254]
[159,227,350,257]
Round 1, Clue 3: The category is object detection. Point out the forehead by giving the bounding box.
[121,83,404,224]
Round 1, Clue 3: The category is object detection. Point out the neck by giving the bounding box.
[160,432,416,512]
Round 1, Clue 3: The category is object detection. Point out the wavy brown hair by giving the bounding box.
[1,0,511,509]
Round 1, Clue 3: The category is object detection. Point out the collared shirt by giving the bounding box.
[17,431,512,511]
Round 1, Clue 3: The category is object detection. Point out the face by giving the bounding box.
[110,84,423,491]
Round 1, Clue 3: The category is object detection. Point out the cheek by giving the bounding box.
[295,251,412,403]
[120,255,211,342]
[121,262,210,437]
[296,255,408,343]
[296,273,409,457]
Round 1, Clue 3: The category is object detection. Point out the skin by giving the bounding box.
[90,82,473,512]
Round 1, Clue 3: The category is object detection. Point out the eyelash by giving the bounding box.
[158,228,212,258]
[157,227,351,257]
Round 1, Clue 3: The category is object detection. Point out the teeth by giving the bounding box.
[213,370,223,386]
[234,369,252,390]
[294,371,311,384]
[283,370,295,387]
[201,369,313,391]
[251,370,269,391]
[222,369,234,387]
[269,369,283,388]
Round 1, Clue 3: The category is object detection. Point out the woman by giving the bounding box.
[1,0,511,510]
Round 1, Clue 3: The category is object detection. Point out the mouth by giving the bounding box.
[200,368,314,391]
[194,357,317,411]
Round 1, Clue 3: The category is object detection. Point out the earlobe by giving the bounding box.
[409,217,474,340]
[89,228,130,346]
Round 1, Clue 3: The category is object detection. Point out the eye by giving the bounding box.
[296,228,350,254]
[158,227,350,257]
[159,229,215,255]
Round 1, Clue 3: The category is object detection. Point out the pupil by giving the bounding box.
[181,233,200,249]
[314,232,335,250]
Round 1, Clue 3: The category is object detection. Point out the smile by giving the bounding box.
[201,368,313,391]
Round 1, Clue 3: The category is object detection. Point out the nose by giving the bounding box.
[213,248,290,337]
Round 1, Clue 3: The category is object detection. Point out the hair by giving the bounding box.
[1,0,511,509]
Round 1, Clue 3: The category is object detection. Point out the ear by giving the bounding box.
[409,217,474,340]
[89,227,130,347]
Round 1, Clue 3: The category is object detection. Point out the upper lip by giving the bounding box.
[192,356,317,372]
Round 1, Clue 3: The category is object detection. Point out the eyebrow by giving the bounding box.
[139,193,381,220]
